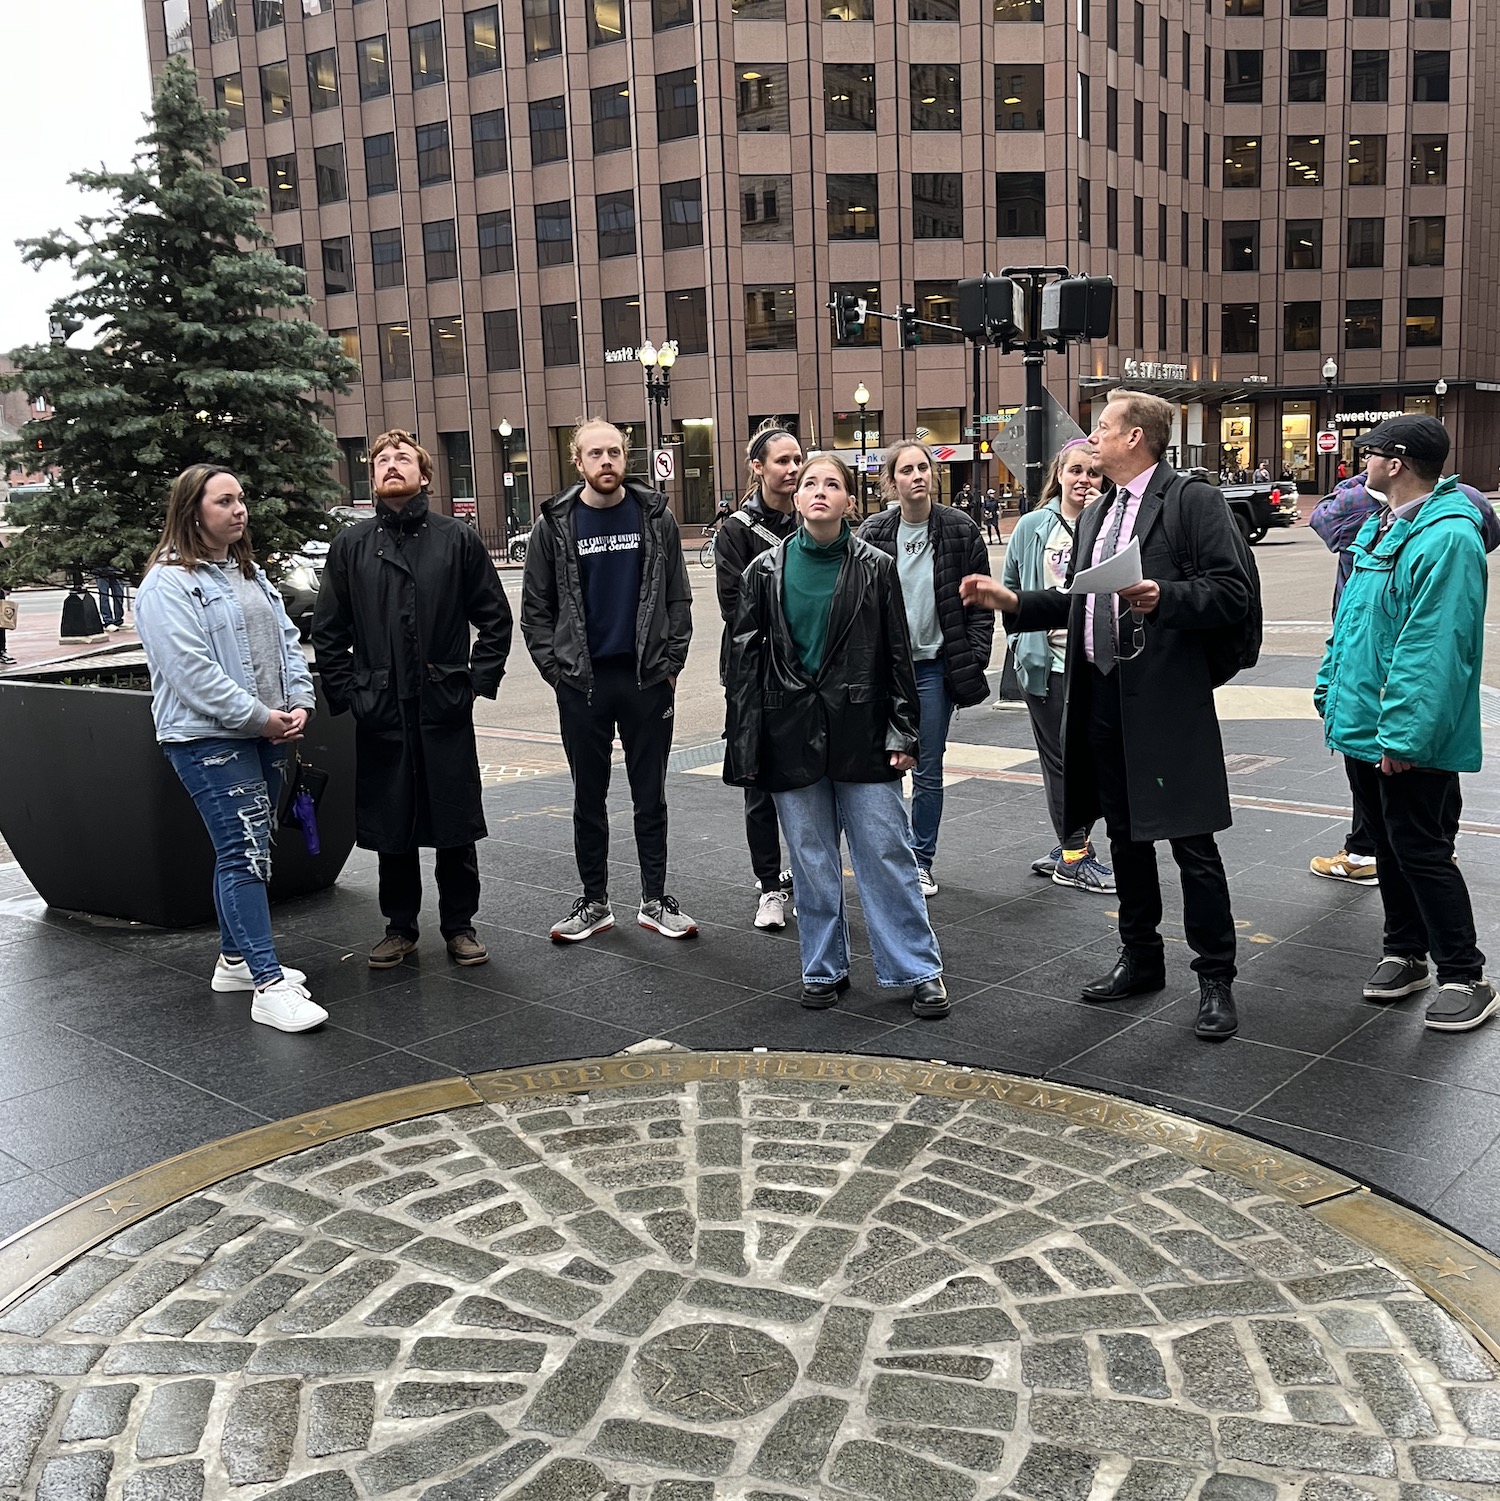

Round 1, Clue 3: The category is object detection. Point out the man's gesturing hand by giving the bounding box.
[960,575,1017,612]
[1117,580,1160,613]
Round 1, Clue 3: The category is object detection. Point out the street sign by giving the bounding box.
[502,472,515,487]
[980,414,1002,424]
[992,391,1087,473]
[452,499,477,517]
[1316,430,1339,454]
[963,427,976,438]
[653,448,674,481]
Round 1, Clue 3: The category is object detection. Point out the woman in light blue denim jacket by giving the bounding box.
[134,465,326,1033]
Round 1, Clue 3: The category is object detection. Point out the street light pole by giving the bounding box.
[497,417,513,543]
[638,339,678,477]
[854,382,870,514]
[1321,356,1339,494]
[1435,377,1448,426]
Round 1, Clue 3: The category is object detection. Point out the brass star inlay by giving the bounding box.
[94,1194,140,1216]
[1421,1256,1477,1281]
[293,1120,334,1139]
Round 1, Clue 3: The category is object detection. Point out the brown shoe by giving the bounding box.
[369,933,418,969]
[446,931,489,967]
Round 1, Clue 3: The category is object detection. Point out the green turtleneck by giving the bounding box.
[781,522,849,676]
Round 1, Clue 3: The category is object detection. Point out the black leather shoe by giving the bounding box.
[1081,948,1166,1002]
[801,975,851,1010]
[910,978,951,1020]
[1195,978,1239,1038]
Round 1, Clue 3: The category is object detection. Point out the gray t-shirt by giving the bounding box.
[215,562,286,713]
[896,518,942,661]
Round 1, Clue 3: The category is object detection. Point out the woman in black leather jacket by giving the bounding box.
[723,454,948,1020]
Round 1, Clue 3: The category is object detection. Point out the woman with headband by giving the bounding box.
[714,421,803,930]
[1002,439,1114,892]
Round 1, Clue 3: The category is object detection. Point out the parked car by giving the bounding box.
[1188,471,1275,544]
[274,543,326,640]
[1267,487,1302,529]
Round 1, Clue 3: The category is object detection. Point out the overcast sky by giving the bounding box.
[0,4,153,352]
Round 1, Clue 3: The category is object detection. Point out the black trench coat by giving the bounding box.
[312,496,512,852]
[1007,468,1249,843]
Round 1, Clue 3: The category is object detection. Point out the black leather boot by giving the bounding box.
[801,975,850,1010]
[1081,947,1167,1002]
[1195,977,1238,1038]
[910,978,950,1019]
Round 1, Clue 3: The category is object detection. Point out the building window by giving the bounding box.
[737,64,789,132]
[275,244,305,273]
[1286,137,1324,188]
[995,0,1044,16]
[1222,304,1259,355]
[1408,216,1445,267]
[657,69,699,140]
[1406,298,1442,347]
[1134,98,1144,161]
[402,125,446,191]
[534,202,573,268]
[1351,50,1388,102]
[472,110,507,175]
[1287,51,1326,103]
[1106,86,1118,152]
[913,281,962,344]
[541,303,580,366]
[306,49,338,112]
[824,0,874,13]
[1284,302,1320,352]
[828,174,878,240]
[1078,72,1089,139]
[313,145,346,205]
[602,294,641,355]
[1133,196,1144,257]
[667,288,709,355]
[588,0,627,45]
[1077,177,1090,242]
[911,64,961,131]
[1413,52,1449,103]
[431,317,465,378]
[825,64,876,130]
[1225,0,1262,13]
[442,431,474,500]
[1223,136,1261,188]
[914,173,963,239]
[1280,401,1314,483]
[653,0,693,28]
[831,281,881,347]
[1285,220,1322,269]
[165,0,193,55]
[267,153,298,209]
[1157,203,1167,263]
[1290,0,1327,12]
[1414,0,1451,13]
[591,85,632,152]
[1411,134,1447,185]
[741,176,791,242]
[1224,52,1262,104]
[745,287,797,352]
[912,0,959,17]
[409,21,444,89]
[478,210,514,274]
[1353,0,1389,12]
[357,37,389,100]
[371,228,403,288]
[260,61,292,119]
[254,0,284,28]
[423,219,459,281]
[339,434,370,503]
[464,6,500,74]
[597,190,636,259]
[1345,299,1382,349]
[1106,186,1118,249]
[996,65,1044,130]
[996,172,1046,236]
[661,180,704,250]
[215,73,245,131]
[1347,136,1386,186]
[207,0,235,43]
[378,322,412,381]
[530,98,568,165]
[1347,219,1383,269]
[484,308,520,370]
[523,0,561,60]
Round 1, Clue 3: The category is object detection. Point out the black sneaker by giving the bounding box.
[1425,979,1500,1033]
[1362,955,1432,1001]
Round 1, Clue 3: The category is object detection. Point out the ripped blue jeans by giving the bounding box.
[165,738,289,987]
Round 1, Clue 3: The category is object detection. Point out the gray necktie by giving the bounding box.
[1091,488,1130,675]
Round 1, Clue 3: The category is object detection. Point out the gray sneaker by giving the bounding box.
[1425,978,1500,1033]
[551,897,615,944]
[1362,955,1431,1001]
[638,895,698,939]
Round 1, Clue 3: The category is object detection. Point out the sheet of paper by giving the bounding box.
[1066,536,1142,595]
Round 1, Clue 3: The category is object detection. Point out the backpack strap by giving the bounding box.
[729,510,785,550]
[1155,472,1198,579]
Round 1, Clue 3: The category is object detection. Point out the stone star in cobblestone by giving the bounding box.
[637,1323,798,1421]
[93,1195,140,1216]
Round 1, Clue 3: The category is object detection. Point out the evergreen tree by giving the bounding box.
[0,57,358,581]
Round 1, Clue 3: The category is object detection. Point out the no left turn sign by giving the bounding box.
[653,448,674,481]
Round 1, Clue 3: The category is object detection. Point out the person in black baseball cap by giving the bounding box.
[1355,414,1450,474]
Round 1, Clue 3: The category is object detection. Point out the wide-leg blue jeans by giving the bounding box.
[910,659,954,868]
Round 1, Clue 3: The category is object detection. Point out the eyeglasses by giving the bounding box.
[1115,608,1147,663]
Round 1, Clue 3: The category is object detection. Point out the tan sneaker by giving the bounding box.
[446,931,489,966]
[1309,850,1378,884]
[369,934,419,969]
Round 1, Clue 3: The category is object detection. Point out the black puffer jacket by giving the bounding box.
[857,503,994,707]
[723,535,919,792]
[713,493,799,682]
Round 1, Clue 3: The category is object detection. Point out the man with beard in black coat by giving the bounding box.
[962,390,1250,1039]
[312,430,512,970]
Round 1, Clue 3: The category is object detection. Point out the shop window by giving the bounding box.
[825,0,874,13]
[1285,219,1322,269]
[831,281,881,347]
[472,110,507,174]
[657,68,699,140]
[215,73,246,131]
[409,21,445,89]
[431,317,465,378]
[1223,221,1258,273]
[829,174,879,239]
[534,202,573,268]
[1132,196,1144,257]
[1281,402,1315,484]
[1224,51,1262,104]
[667,288,709,355]
[1405,298,1442,348]
[1413,53,1449,103]
[1347,218,1383,269]
[1224,136,1260,189]
[1286,137,1323,188]
[737,65,789,132]
[661,180,704,250]
[357,36,389,100]
[1411,135,1447,185]
[483,309,520,371]
[996,65,1044,130]
[306,49,338,112]
[1287,51,1325,103]
[592,86,632,153]
[1220,403,1254,475]
[1351,50,1388,103]
[997,172,1046,236]
[602,295,641,355]
[321,236,351,296]
[465,7,500,73]
[1408,216,1445,268]
[1348,136,1386,186]
[541,303,580,367]
[423,219,459,281]
[588,0,627,44]
[260,61,292,119]
[1345,299,1381,349]
[477,210,514,275]
[371,228,404,289]
[825,63,876,130]
[530,98,568,165]
[911,64,962,131]
[378,322,412,381]
[1222,303,1259,355]
[597,191,636,259]
[267,153,299,210]
[416,122,451,186]
[1284,302,1320,352]
[746,287,798,351]
[741,176,791,242]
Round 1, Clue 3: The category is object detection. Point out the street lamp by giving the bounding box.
[496,417,514,541]
[638,339,678,457]
[854,382,870,514]
[1321,356,1339,493]
[1435,377,1448,425]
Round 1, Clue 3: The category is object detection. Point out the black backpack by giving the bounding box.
[1158,474,1263,687]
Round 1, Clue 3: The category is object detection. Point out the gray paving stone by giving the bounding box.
[1318,1309,1392,1348]
[1301,1483,1379,1501]
[749,1396,849,1485]
[650,1483,713,1501]
[179,1214,262,1260]
[1041,1182,1129,1224]
[35,1449,112,1501]
[697,1173,743,1222]
[685,1277,822,1322]
[419,1438,551,1499]
[0,1340,105,1374]
[863,1123,938,1170]
[1020,1340,1091,1392]
[456,1202,527,1241]
[615,1186,687,1213]
[356,1171,441,1208]
[256,1476,358,1501]
[587,1418,736,1475]
[1112,1460,1198,1501]
[885,1306,1019,1349]
[1077,1223,1178,1284]
[757,1221,798,1260]
[109,1199,224,1257]
[931,1133,1028,1176]
[1021,1292,1161,1336]
[1005,1129,1113,1173]
[306,1382,375,1457]
[266,1133,382,1181]
[1236,1235,1320,1280]
[363,1281,454,1327]
[69,1261,195,1335]
[1409,1446,1500,1483]
[875,1353,993,1379]
[844,1227,920,1279]
[872,1422,1002,1472]
[405,1238,505,1282]
[1216,1418,1396,1476]
[410,1337,548,1373]
[905,1096,962,1125]
[1386,1301,1498,1380]
[995,1256,1062,1297]
[470,1125,542,1169]
[0,1379,60,1487]
[1449,1384,1500,1438]
[915,1275,1003,1311]
[560,1257,613,1285]
[453,1295,571,1336]
[826,1438,976,1501]
[1252,1320,1337,1385]
[209,1271,308,1334]
[1251,1202,1372,1267]
[497,1227,567,1256]
[1151,1229,1252,1282]
[1154,1186,1260,1239]
[1108,1153,1192,1192]
[1101,1333,1170,1398]
[867,1371,1016,1429]
[276,1258,398,1331]
[321,1210,420,1253]
[101,1342,253,1374]
[817,1170,900,1224]
[384,1380,527,1417]
[0,1258,125,1336]
[523,1339,629,1435]
[222,1379,300,1484]
[1149,1279,1291,1321]
[497,1268,604,1320]
[1046,1247,1116,1290]
[1347,1352,1439,1437]
[498,1456,604,1501]
[875,1199,964,1240]
[643,1209,697,1262]
[136,1378,214,1459]
[949,1210,1056,1261]
[196,1229,304,1289]
[847,1248,966,1304]
[751,1187,824,1216]
[120,1459,206,1501]
[906,1176,1002,1220]
[1028,1396,1214,1462]
[1285,1268,1406,1303]
[61,1382,137,1440]
[1173,1324,1260,1411]
[696,1122,743,1168]
[356,1412,508,1496]
[1011,1442,1098,1501]
[406,1181,506,1222]
[285,1240,355,1275]
[808,1304,875,1386]
[513,1166,594,1213]
[565,1210,651,1264]
[382,1139,462,1166]
[695,1228,747,1277]
[923,1155,1033,1202]
[248,1337,401,1375]
[779,1227,858,1288]
[249,1181,340,1225]
[1199,1477,1276,1501]
[1286,1389,1353,1425]
[595,1270,688,1337]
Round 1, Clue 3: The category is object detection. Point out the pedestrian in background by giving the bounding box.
[313,429,512,972]
[714,421,802,931]
[0,545,14,665]
[521,419,695,943]
[982,488,1002,544]
[858,441,993,898]
[1002,439,1113,893]
[1316,416,1499,1032]
[135,465,325,1033]
[94,563,127,633]
[725,453,948,1019]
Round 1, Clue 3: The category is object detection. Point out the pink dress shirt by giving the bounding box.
[1083,462,1157,665]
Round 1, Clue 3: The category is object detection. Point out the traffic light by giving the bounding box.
[957,275,1026,342]
[978,439,992,459]
[1040,276,1114,340]
[899,304,920,349]
[831,290,867,340]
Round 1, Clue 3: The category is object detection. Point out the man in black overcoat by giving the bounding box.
[313,430,512,969]
[962,390,1250,1038]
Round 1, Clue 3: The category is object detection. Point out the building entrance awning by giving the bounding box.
[1080,376,1271,405]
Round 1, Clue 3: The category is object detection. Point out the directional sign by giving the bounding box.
[993,390,1087,474]
[653,448,674,481]
[1316,429,1339,455]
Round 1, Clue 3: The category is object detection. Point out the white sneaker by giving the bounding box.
[212,955,307,992]
[917,866,939,898]
[755,889,789,930]
[250,979,327,1033]
[104,624,120,633]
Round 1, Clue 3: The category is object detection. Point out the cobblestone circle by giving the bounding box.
[3,1062,1500,1500]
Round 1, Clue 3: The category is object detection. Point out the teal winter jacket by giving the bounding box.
[1001,497,1074,697]
[1314,476,1489,773]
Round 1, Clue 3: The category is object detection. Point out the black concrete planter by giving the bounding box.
[0,661,356,928]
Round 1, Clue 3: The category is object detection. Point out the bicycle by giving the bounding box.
[698,514,728,568]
